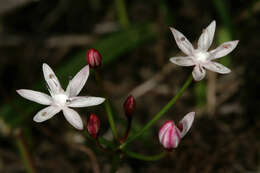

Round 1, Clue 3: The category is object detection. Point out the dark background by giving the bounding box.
[0,0,260,172]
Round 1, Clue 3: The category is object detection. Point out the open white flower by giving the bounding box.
[17,63,105,130]
[169,20,239,81]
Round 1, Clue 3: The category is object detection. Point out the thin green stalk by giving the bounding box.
[104,100,118,140]
[94,70,118,140]
[110,155,120,173]
[15,129,36,173]
[124,150,167,161]
[114,0,130,28]
[119,75,193,149]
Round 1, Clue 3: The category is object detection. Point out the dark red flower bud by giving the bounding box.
[86,48,102,68]
[123,95,136,118]
[87,113,100,139]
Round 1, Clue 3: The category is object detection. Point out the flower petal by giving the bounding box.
[169,27,194,55]
[170,56,195,66]
[209,40,239,60]
[178,112,195,138]
[198,20,216,51]
[192,65,206,81]
[67,96,105,108]
[33,106,61,122]
[203,61,231,74]
[66,65,89,97]
[62,107,83,130]
[158,120,173,142]
[17,89,52,105]
[42,63,63,95]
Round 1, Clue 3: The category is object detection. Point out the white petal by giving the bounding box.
[203,61,231,74]
[158,121,173,142]
[33,106,61,122]
[17,89,52,105]
[209,40,239,60]
[63,107,83,130]
[178,112,195,138]
[198,20,216,51]
[192,65,206,81]
[170,56,195,66]
[169,27,194,55]
[66,65,89,97]
[42,63,63,95]
[67,96,105,108]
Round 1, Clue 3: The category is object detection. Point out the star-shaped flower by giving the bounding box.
[169,20,239,81]
[17,63,105,130]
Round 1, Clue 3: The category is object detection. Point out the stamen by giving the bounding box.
[42,112,47,116]
[49,74,54,79]
[222,44,231,49]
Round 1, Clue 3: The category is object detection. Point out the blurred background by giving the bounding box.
[0,0,260,172]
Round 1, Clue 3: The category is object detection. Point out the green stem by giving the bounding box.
[114,0,130,28]
[94,70,118,140]
[104,100,118,140]
[15,129,36,173]
[84,130,115,149]
[120,117,132,143]
[125,150,167,161]
[119,75,193,149]
[110,155,120,173]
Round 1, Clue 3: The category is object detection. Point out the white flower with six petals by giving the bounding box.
[17,63,105,130]
[169,20,239,81]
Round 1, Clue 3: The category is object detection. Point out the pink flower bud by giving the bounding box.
[123,95,136,118]
[158,120,181,150]
[158,112,195,150]
[87,113,100,139]
[86,48,102,68]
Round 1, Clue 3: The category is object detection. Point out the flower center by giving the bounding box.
[53,93,68,107]
[193,50,209,63]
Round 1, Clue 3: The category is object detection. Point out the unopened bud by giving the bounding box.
[123,95,136,118]
[86,48,102,68]
[158,120,181,150]
[87,113,100,139]
[158,112,195,150]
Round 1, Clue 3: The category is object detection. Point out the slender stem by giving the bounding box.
[110,155,120,173]
[84,130,115,149]
[124,150,167,161]
[15,129,36,173]
[114,0,130,28]
[104,100,118,140]
[120,118,132,143]
[94,70,118,140]
[119,75,193,149]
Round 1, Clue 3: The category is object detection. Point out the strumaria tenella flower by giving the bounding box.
[158,112,195,150]
[17,63,105,130]
[169,20,239,81]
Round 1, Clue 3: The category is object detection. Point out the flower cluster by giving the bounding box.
[16,20,239,157]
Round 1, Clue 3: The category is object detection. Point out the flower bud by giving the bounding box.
[158,112,195,150]
[123,95,136,118]
[87,113,100,139]
[86,48,102,68]
[158,120,181,150]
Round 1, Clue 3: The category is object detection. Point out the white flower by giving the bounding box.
[169,20,239,81]
[17,63,105,130]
